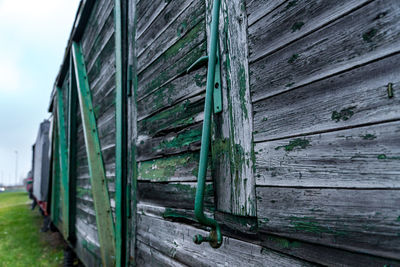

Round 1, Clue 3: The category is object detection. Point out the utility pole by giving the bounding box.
[14,150,18,186]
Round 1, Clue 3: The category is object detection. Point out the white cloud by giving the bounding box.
[0,54,21,93]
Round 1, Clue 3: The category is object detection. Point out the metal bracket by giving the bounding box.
[213,44,222,114]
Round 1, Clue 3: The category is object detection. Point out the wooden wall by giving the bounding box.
[248,0,400,265]
[68,0,117,265]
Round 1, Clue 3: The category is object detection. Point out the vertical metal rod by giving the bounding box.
[194,0,222,248]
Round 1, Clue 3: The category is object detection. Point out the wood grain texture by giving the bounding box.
[246,0,286,26]
[253,53,400,142]
[137,123,202,162]
[137,181,214,211]
[136,0,167,39]
[257,187,400,259]
[207,0,256,216]
[136,241,187,267]
[137,68,206,121]
[137,0,203,72]
[248,0,372,63]
[138,152,211,182]
[255,121,400,188]
[137,26,206,100]
[138,93,204,138]
[136,213,313,266]
[250,0,400,102]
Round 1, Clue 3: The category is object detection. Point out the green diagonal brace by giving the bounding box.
[71,41,116,267]
[57,86,70,239]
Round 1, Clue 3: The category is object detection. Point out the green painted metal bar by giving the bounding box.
[50,114,60,226]
[68,53,78,241]
[57,86,70,239]
[71,41,116,267]
[115,0,126,266]
[194,0,222,248]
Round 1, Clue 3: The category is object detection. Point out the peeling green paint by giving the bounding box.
[291,21,304,32]
[267,236,301,249]
[285,82,295,87]
[238,65,248,120]
[139,153,200,181]
[361,134,377,140]
[162,208,193,221]
[285,0,298,10]
[362,28,377,43]
[331,106,356,122]
[155,128,202,150]
[288,53,299,64]
[289,216,347,236]
[275,138,311,152]
[377,154,400,160]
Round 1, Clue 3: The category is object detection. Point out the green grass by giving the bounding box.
[0,192,64,266]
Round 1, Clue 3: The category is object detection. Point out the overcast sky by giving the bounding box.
[0,0,80,185]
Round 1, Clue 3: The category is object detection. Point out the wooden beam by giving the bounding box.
[71,41,116,267]
[206,0,256,216]
[57,86,70,239]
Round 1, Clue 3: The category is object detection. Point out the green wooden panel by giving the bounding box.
[50,112,60,227]
[57,86,70,239]
[71,41,116,267]
[68,54,78,241]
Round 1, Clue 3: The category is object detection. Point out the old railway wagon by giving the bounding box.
[47,0,400,266]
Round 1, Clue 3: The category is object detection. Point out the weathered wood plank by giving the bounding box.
[255,121,400,188]
[137,68,206,121]
[246,0,286,26]
[207,0,256,216]
[138,94,204,137]
[137,123,202,162]
[259,232,400,267]
[253,53,400,142]
[137,0,204,72]
[81,0,114,62]
[136,241,188,267]
[74,230,102,267]
[250,0,400,102]
[137,26,206,100]
[136,0,167,39]
[138,152,212,182]
[257,187,400,259]
[248,0,372,63]
[137,213,313,266]
[138,181,214,211]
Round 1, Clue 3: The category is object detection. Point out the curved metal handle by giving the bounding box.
[193,0,222,249]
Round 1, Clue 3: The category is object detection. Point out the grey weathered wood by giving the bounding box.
[137,123,202,162]
[257,187,400,259]
[246,0,286,26]
[137,27,206,100]
[250,0,400,103]
[137,202,214,224]
[253,53,400,142]
[138,93,204,138]
[137,181,214,211]
[136,0,167,39]
[75,226,102,267]
[259,232,400,267]
[207,0,256,216]
[127,0,138,263]
[136,241,188,267]
[137,68,206,121]
[248,0,372,63]
[136,213,313,266]
[137,0,204,72]
[81,0,114,63]
[255,121,400,188]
